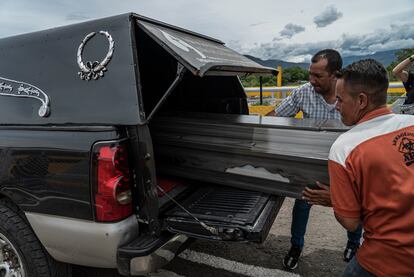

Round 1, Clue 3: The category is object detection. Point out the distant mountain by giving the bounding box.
[246,49,399,69]
[342,50,397,67]
[244,55,308,69]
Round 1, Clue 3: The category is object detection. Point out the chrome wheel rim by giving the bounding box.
[0,233,25,277]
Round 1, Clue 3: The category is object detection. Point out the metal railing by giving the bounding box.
[245,82,406,106]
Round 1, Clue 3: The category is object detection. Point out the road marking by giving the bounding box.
[179,249,300,277]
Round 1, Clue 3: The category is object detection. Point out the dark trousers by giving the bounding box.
[343,257,376,277]
[290,199,363,248]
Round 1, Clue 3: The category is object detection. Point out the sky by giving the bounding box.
[0,0,413,62]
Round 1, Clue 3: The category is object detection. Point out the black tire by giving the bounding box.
[0,198,71,277]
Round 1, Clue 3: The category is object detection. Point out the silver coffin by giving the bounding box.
[150,112,348,198]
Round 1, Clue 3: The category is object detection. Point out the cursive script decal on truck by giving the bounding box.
[77,31,114,81]
[0,77,50,117]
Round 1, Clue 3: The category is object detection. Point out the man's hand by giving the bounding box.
[302,181,332,207]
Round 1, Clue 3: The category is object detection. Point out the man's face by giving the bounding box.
[335,79,365,126]
[309,59,335,95]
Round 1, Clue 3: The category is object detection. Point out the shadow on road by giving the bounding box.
[72,233,347,277]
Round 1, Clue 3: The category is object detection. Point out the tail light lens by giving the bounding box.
[93,142,132,222]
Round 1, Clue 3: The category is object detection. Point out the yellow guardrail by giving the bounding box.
[248,106,276,116]
[248,105,303,118]
[245,82,405,98]
[247,82,406,116]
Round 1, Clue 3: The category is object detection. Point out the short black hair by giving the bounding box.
[335,59,389,106]
[311,49,342,74]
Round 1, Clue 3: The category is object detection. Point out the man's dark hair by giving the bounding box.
[311,49,342,74]
[335,59,389,106]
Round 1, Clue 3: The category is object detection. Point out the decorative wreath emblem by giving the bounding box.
[77,31,114,81]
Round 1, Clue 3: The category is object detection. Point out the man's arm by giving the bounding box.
[267,110,276,116]
[334,213,361,232]
[272,87,302,117]
[392,54,414,83]
[302,181,332,206]
[328,156,362,232]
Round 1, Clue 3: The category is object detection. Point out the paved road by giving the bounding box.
[74,198,349,277]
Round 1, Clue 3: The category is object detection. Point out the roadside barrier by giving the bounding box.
[246,82,406,116]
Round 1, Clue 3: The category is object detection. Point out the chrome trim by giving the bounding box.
[0,232,26,277]
[25,213,138,268]
[130,234,188,276]
[0,76,50,117]
[77,31,115,81]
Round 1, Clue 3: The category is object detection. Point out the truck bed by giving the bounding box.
[151,112,348,198]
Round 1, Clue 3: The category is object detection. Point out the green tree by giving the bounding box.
[282,66,309,85]
[239,74,276,87]
[387,48,414,81]
[240,66,309,87]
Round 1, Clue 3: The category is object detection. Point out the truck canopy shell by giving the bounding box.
[137,20,276,77]
[0,13,275,126]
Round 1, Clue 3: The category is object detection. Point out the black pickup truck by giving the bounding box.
[0,13,346,277]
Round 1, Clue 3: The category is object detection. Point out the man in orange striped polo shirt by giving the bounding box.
[329,59,414,276]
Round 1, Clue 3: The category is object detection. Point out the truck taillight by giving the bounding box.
[93,143,132,222]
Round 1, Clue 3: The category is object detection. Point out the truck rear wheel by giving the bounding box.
[0,198,71,277]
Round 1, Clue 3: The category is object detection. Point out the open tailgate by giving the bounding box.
[161,185,284,242]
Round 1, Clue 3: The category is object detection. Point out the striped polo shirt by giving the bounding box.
[329,107,414,276]
[275,82,340,119]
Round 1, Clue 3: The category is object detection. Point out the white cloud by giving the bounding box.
[226,40,244,53]
[279,23,305,39]
[249,21,268,27]
[0,0,412,62]
[66,13,90,21]
[313,5,343,28]
[244,23,414,61]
